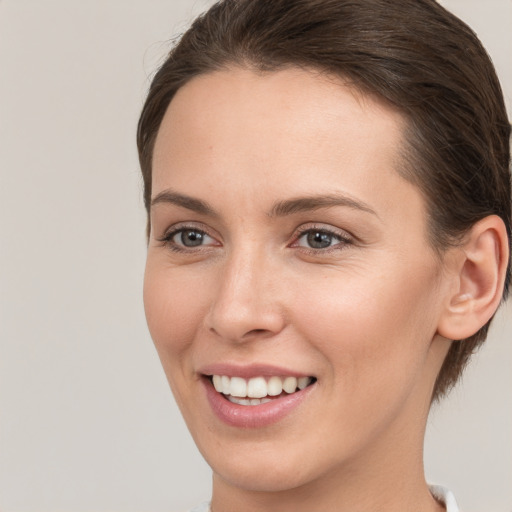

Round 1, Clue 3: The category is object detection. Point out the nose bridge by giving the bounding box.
[206,241,284,342]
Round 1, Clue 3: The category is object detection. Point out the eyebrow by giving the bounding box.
[151,189,377,219]
[269,194,378,218]
[151,190,217,217]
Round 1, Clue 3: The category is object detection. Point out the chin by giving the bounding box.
[213,458,314,493]
[195,432,330,493]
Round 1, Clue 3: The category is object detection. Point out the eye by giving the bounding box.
[158,225,219,251]
[173,229,213,247]
[299,230,338,249]
[293,227,351,251]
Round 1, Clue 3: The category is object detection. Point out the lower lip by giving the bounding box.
[202,377,315,428]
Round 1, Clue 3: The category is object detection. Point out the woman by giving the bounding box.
[137,1,511,511]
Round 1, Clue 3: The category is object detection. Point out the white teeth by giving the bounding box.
[212,375,223,393]
[211,374,314,401]
[247,377,267,398]
[267,376,283,396]
[298,376,310,390]
[227,396,251,405]
[229,376,247,397]
[228,396,272,406]
[283,376,298,394]
[221,375,231,395]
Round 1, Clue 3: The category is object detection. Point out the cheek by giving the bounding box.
[294,263,441,394]
[143,261,206,372]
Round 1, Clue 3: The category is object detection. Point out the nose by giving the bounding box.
[204,247,286,343]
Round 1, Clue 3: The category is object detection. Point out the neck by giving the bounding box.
[211,442,443,512]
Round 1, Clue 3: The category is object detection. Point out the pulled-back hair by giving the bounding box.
[137,0,511,401]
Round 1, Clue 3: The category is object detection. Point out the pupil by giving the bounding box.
[182,230,203,247]
[307,231,332,249]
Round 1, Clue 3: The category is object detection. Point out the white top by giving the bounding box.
[188,485,459,512]
[430,485,460,512]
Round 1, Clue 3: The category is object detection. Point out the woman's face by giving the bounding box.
[145,68,451,493]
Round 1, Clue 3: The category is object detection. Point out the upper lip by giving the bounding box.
[198,363,314,379]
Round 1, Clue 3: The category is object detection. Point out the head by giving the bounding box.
[139,1,511,503]
[138,0,511,403]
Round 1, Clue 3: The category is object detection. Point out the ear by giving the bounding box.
[437,215,509,341]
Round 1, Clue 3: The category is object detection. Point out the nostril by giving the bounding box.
[245,328,268,336]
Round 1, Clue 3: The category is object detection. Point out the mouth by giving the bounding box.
[207,374,317,406]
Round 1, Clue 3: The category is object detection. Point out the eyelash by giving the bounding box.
[157,224,353,254]
[157,224,218,253]
[291,225,353,254]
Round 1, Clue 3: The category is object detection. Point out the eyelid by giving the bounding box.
[293,223,353,240]
[157,222,221,248]
[289,223,354,251]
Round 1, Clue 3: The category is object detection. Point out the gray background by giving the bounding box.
[0,1,510,511]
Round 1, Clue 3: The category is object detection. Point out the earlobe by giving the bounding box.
[437,215,509,341]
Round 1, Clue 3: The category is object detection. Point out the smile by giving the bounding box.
[211,375,315,405]
[202,370,317,427]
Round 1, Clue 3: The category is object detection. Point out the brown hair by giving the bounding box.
[137,0,511,401]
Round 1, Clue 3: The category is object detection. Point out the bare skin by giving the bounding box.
[144,67,507,512]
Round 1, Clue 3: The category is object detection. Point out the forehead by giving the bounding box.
[152,66,423,226]
[154,66,405,171]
